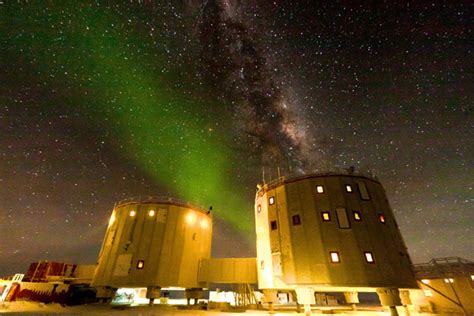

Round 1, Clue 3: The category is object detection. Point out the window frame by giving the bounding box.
[357,182,371,200]
[292,214,301,226]
[321,211,331,222]
[336,207,351,229]
[329,251,341,263]
[353,211,362,221]
[269,196,275,205]
[270,220,278,230]
[315,185,325,194]
[364,251,375,264]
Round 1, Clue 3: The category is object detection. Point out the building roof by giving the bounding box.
[257,169,381,194]
[413,257,474,279]
[115,196,211,215]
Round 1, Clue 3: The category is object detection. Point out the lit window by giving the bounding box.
[379,213,386,223]
[129,210,136,217]
[148,210,155,217]
[444,278,454,283]
[270,220,277,230]
[137,260,144,269]
[364,251,375,263]
[292,215,301,226]
[257,205,261,213]
[200,219,208,229]
[421,279,430,284]
[269,196,275,205]
[424,290,433,297]
[345,185,353,193]
[353,211,361,221]
[322,212,331,221]
[471,275,474,281]
[316,185,324,194]
[330,252,340,263]
[186,213,196,224]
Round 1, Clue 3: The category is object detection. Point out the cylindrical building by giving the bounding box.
[255,173,417,312]
[91,196,212,302]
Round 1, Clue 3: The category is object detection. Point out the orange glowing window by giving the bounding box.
[257,205,261,213]
[364,251,375,263]
[137,260,145,269]
[330,252,340,263]
[186,213,196,224]
[321,212,331,222]
[379,213,386,223]
[353,211,361,221]
[316,185,324,194]
[148,210,155,217]
[129,210,136,217]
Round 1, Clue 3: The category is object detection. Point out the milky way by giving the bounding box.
[197,0,312,171]
[0,1,472,276]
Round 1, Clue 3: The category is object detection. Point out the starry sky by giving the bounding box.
[0,1,472,276]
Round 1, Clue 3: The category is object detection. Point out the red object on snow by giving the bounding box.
[23,261,77,282]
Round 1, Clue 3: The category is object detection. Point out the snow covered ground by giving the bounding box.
[0,301,455,315]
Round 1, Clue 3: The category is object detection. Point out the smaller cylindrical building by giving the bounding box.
[91,197,212,301]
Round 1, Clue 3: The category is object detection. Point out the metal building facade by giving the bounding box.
[91,197,212,296]
[255,173,417,292]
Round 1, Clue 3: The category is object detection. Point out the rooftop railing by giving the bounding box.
[115,196,209,213]
[413,257,474,277]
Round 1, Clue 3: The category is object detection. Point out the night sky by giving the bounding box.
[1,1,472,276]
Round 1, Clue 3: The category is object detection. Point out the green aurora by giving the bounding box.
[2,3,254,235]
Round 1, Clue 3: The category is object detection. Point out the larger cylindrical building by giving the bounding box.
[255,173,417,312]
[91,197,212,301]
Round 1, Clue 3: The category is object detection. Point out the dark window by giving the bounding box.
[357,182,371,200]
[269,196,275,205]
[379,213,386,223]
[353,211,362,221]
[336,207,351,228]
[270,220,278,230]
[137,260,145,269]
[316,185,324,194]
[292,215,301,226]
[321,211,331,222]
[364,252,375,263]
